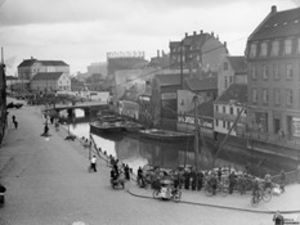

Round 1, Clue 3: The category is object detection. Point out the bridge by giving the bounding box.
[43,101,110,120]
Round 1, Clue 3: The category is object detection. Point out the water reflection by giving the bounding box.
[68,123,296,176]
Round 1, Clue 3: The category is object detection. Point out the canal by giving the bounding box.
[65,109,297,176]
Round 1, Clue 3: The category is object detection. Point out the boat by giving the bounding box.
[138,128,194,142]
[122,121,144,133]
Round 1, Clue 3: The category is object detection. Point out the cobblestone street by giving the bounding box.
[0,103,299,225]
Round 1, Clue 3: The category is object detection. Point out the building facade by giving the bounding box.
[30,72,71,92]
[218,56,247,96]
[214,84,247,137]
[18,57,69,81]
[246,6,300,148]
[169,30,228,73]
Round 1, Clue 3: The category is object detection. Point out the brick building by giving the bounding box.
[246,5,300,149]
[169,30,228,74]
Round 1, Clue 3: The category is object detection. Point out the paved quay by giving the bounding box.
[0,100,299,225]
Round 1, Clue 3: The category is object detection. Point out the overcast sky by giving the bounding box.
[0,0,299,75]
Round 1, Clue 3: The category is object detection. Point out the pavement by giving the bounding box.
[0,98,299,225]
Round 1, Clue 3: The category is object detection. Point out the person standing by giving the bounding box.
[229,171,236,194]
[273,211,284,225]
[90,155,97,172]
[12,115,18,129]
[124,164,130,181]
[279,170,286,193]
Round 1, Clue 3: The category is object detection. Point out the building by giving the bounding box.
[218,56,247,96]
[214,83,247,137]
[169,30,228,74]
[30,72,71,92]
[177,77,217,135]
[151,73,183,129]
[18,57,69,81]
[149,50,170,69]
[0,63,6,144]
[246,5,300,149]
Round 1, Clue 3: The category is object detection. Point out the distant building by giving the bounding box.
[30,72,71,92]
[87,62,107,77]
[5,75,19,92]
[246,5,300,149]
[151,73,183,129]
[18,57,69,81]
[218,56,247,96]
[169,30,228,73]
[214,84,247,137]
[149,50,170,68]
[106,51,148,78]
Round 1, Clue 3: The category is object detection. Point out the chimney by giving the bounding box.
[185,32,188,37]
[1,47,4,65]
[162,50,165,56]
[211,32,214,37]
[216,35,219,40]
[271,5,277,14]
[200,30,203,35]
[157,50,160,58]
[193,31,197,36]
[224,41,227,48]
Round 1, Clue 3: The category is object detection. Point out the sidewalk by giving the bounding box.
[127,183,300,214]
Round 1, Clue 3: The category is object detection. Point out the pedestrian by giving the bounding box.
[190,168,197,191]
[124,164,130,181]
[279,170,286,193]
[197,170,204,191]
[12,115,18,129]
[0,183,6,206]
[229,171,236,194]
[217,167,222,182]
[41,123,49,136]
[184,169,190,190]
[90,155,97,172]
[273,211,284,225]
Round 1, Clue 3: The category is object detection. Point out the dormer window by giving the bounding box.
[271,40,279,56]
[260,42,268,57]
[284,39,292,55]
[249,43,257,58]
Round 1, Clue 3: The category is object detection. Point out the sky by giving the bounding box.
[0,0,299,75]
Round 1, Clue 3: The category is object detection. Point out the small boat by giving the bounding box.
[138,129,194,142]
[123,121,144,133]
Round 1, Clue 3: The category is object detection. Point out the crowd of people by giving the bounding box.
[136,165,286,198]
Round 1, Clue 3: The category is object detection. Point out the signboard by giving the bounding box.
[161,92,177,100]
[178,115,213,129]
[292,117,300,137]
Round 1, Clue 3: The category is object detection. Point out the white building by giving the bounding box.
[30,72,71,92]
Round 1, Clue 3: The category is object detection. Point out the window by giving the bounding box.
[223,121,226,128]
[225,77,228,89]
[215,119,219,127]
[229,76,233,84]
[286,64,293,80]
[249,43,257,58]
[251,66,257,80]
[262,89,269,104]
[252,88,258,103]
[284,39,292,55]
[286,89,293,105]
[215,105,219,113]
[223,106,226,113]
[262,64,269,80]
[230,107,234,115]
[274,89,281,105]
[224,62,228,71]
[271,40,280,56]
[227,121,231,129]
[272,64,280,80]
[260,42,268,57]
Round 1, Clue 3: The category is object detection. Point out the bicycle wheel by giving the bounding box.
[172,190,182,203]
[262,190,272,202]
[152,190,160,199]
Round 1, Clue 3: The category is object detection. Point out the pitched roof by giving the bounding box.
[18,58,69,67]
[215,83,247,104]
[227,56,247,74]
[249,6,300,41]
[32,72,64,81]
[185,77,217,91]
[155,74,181,86]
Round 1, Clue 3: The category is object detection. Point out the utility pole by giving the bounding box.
[193,95,200,174]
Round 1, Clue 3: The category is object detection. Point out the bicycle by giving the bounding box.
[250,189,272,207]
